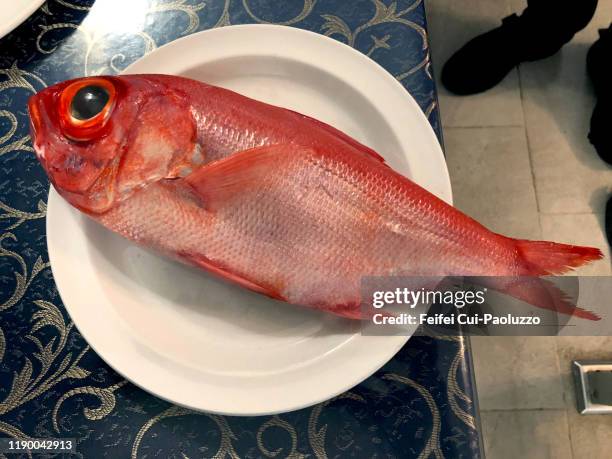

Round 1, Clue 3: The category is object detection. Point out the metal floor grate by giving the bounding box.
[573,361,612,414]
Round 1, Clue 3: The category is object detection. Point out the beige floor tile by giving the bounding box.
[427,3,612,456]
[540,213,612,276]
[508,0,527,13]
[425,0,525,127]
[518,3,612,215]
[557,336,612,366]
[590,1,612,34]
[566,411,612,459]
[481,409,572,459]
[472,336,564,410]
[444,127,541,239]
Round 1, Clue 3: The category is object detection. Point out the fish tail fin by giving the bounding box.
[515,240,603,276]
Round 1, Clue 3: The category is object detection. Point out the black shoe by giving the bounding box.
[441,13,573,95]
[606,196,612,247]
[587,26,612,165]
[587,26,612,98]
[588,102,612,165]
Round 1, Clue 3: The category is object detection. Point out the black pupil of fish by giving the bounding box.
[70,85,110,120]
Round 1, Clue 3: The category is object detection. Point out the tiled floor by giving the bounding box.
[425,0,612,457]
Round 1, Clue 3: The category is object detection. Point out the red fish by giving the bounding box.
[28,75,603,319]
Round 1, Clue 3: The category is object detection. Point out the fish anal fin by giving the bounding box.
[179,251,286,301]
[483,277,601,321]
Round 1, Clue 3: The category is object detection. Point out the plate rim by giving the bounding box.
[47,24,452,415]
[0,0,45,40]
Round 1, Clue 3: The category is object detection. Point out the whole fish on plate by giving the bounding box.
[28,75,603,319]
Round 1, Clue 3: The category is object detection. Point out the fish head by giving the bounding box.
[28,75,198,214]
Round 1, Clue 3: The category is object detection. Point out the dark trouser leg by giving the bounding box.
[518,0,599,60]
[525,0,598,32]
[606,197,612,247]
[587,24,612,165]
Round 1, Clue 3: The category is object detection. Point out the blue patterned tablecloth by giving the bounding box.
[0,1,482,457]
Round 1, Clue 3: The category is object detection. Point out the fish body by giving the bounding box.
[28,75,602,319]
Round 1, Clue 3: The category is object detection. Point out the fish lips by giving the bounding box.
[28,93,46,165]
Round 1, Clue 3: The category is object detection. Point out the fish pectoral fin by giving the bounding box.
[183,143,306,209]
[179,251,286,301]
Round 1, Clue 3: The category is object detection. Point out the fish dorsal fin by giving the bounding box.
[184,143,301,209]
[286,109,387,164]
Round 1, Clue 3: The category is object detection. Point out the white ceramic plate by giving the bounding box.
[47,25,452,415]
[0,0,44,39]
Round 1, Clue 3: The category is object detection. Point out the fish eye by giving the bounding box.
[59,77,117,141]
[70,85,110,121]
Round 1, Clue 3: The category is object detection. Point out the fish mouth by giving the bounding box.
[27,95,45,162]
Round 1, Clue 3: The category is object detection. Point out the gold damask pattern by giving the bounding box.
[0,1,479,457]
